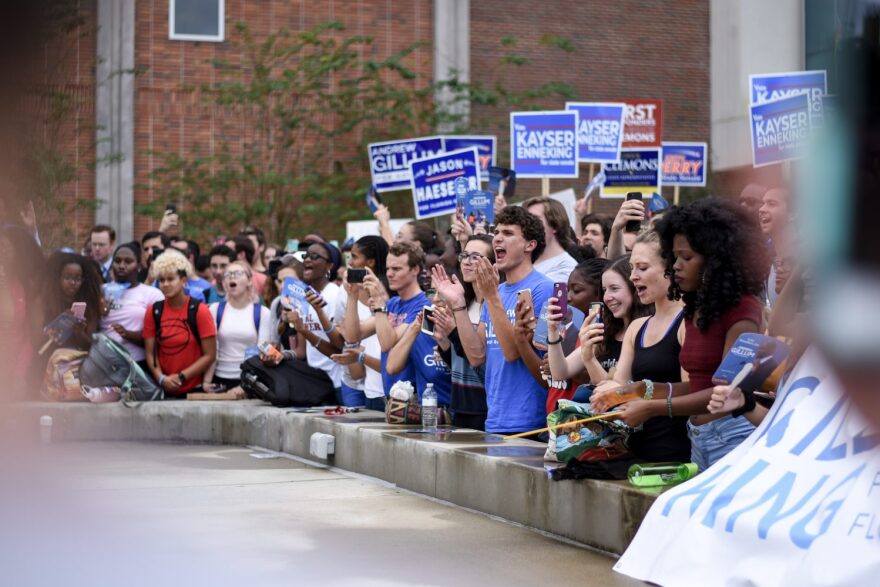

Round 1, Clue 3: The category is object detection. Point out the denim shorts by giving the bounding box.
[687,415,755,471]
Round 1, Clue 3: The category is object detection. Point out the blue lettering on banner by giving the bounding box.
[750,70,827,124]
[409,147,480,219]
[510,110,579,178]
[368,136,444,193]
[566,102,625,163]
[661,142,707,187]
[749,93,811,167]
[443,136,496,183]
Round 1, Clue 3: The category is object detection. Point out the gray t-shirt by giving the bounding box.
[534,252,578,283]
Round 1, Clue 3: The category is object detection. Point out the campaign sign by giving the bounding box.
[601,148,661,198]
[410,147,480,219]
[749,93,811,168]
[565,102,626,163]
[621,99,663,147]
[661,142,707,187]
[749,69,827,123]
[442,136,496,183]
[510,110,579,178]
[368,136,444,193]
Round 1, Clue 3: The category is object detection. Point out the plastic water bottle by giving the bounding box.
[627,462,698,488]
[421,383,438,431]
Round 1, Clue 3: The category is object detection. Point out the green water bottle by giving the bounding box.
[627,462,698,488]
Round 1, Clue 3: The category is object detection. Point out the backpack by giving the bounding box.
[42,348,89,401]
[239,356,336,407]
[152,297,203,345]
[80,333,163,404]
[216,301,261,332]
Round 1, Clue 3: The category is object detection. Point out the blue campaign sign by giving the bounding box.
[510,110,579,178]
[410,147,480,219]
[442,136,496,183]
[749,70,827,123]
[368,136,444,193]
[565,102,625,163]
[661,142,707,187]
[749,93,811,168]
[601,148,661,198]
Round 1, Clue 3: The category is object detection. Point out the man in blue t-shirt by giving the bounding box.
[444,206,552,434]
[365,241,429,395]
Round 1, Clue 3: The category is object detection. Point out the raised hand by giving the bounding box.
[611,199,645,233]
[431,265,466,307]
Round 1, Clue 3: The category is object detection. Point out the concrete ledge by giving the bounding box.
[10,401,656,555]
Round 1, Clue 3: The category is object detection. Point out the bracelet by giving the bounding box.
[667,394,674,418]
[547,338,562,345]
[642,379,654,400]
[357,352,365,366]
[451,305,467,313]
[158,375,166,386]
[324,323,335,334]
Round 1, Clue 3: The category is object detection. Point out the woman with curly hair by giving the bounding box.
[42,251,105,350]
[591,197,770,470]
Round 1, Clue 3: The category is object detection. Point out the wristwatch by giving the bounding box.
[372,304,388,315]
[178,371,187,383]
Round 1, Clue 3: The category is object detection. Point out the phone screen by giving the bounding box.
[420,306,435,336]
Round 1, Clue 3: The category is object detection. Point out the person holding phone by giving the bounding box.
[42,251,104,351]
[100,242,164,372]
[607,195,646,259]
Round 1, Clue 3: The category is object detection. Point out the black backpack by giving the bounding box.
[152,298,203,345]
[240,356,336,407]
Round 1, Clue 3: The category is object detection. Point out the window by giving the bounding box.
[169,0,224,42]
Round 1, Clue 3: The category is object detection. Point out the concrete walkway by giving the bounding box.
[6,441,644,586]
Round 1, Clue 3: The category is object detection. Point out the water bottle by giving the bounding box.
[627,462,698,488]
[421,383,438,431]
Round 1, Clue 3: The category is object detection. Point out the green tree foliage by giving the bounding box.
[144,21,576,244]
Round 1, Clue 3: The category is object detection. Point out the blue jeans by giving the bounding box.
[687,415,755,471]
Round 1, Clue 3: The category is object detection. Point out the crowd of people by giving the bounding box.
[0,180,807,476]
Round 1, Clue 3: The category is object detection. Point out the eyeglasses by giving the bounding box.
[457,252,486,263]
[304,252,330,262]
[223,270,247,280]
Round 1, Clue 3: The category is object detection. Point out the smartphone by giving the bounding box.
[365,185,382,213]
[347,268,367,283]
[420,306,436,336]
[166,203,177,214]
[625,192,644,233]
[306,285,328,308]
[590,302,604,324]
[71,302,86,321]
[516,289,534,311]
[286,239,299,253]
[553,282,568,318]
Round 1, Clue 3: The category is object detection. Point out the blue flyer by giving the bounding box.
[661,142,707,187]
[510,110,579,178]
[749,93,811,167]
[281,277,309,314]
[566,102,626,163]
[712,333,790,394]
[461,189,494,233]
[409,147,480,219]
[367,136,444,193]
[442,136,496,183]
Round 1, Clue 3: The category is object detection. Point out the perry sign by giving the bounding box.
[661,142,707,187]
[601,148,662,198]
[442,136,496,183]
[566,102,626,163]
[368,136,444,193]
[749,93,811,168]
[409,147,480,219]
[750,70,827,124]
[621,99,663,147]
[510,110,579,178]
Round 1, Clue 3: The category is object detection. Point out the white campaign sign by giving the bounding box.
[615,347,880,587]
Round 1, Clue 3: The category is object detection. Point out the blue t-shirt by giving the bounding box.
[411,325,452,407]
[481,269,553,433]
[204,286,226,304]
[381,292,429,395]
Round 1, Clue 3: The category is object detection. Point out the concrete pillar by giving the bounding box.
[95,0,135,241]
[433,0,470,132]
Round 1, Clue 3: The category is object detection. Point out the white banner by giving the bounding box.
[615,347,880,587]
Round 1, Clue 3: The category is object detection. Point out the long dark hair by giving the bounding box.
[355,235,390,294]
[43,252,104,333]
[601,255,653,350]
[656,197,770,332]
[461,234,495,307]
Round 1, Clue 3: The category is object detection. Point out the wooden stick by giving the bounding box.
[673,185,681,206]
[505,411,624,439]
[38,338,54,356]
[541,177,550,196]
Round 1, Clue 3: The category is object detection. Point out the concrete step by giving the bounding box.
[9,401,657,555]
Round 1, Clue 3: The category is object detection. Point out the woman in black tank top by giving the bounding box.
[628,312,691,462]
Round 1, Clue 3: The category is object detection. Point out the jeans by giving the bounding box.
[687,415,755,471]
[364,396,386,412]
[339,384,363,407]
